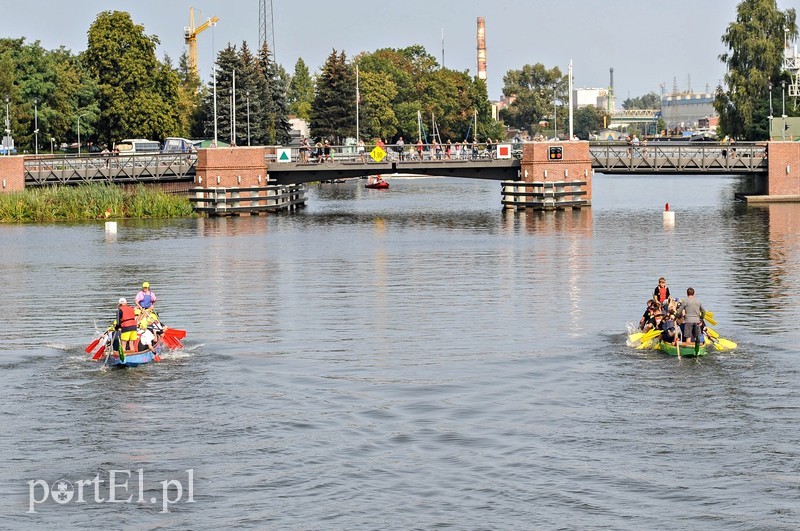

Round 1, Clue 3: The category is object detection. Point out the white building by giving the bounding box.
[573,88,609,110]
[660,92,716,131]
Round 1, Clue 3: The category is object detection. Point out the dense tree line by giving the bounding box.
[3,1,790,152]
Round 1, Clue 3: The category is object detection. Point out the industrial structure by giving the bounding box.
[184,7,219,74]
[476,17,487,81]
[259,0,275,57]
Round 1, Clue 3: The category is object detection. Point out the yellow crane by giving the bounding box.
[184,7,219,74]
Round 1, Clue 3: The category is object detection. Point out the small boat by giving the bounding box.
[365,180,389,189]
[655,340,709,357]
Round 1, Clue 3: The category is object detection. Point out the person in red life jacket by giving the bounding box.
[653,277,671,314]
[116,297,138,356]
[135,281,157,312]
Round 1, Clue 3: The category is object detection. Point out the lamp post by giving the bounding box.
[34,98,39,156]
[50,137,54,155]
[77,113,89,156]
[553,87,558,141]
[212,18,218,147]
[3,95,10,155]
[769,82,774,140]
[246,90,251,146]
[782,80,787,141]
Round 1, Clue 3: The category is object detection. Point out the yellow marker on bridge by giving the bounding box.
[370,146,386,162]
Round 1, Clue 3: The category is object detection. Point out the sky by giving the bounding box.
[1,0,787,101]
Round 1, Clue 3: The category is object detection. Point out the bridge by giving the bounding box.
[18,141,769,187]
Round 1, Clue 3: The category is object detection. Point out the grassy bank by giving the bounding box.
[0,184,196,222]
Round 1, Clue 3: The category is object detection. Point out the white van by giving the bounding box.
[115,139,161,154]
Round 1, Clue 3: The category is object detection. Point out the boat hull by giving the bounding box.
[656,340,708,357]
[365,182,389,189]
[104,348,159,368]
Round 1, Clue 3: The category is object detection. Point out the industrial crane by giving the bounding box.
[184,6,219,74]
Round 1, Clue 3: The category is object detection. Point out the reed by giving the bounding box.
[0,184,196,222]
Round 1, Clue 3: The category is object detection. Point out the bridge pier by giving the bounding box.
[502,142,592,210]
[743,141,800,203]
[0,156,25,192]
[190,147,307,216]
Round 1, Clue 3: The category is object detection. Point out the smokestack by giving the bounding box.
[477,17,487,81]
[609,67,615,112]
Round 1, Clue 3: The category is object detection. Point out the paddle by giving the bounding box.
[676,340,681,360]
[163,328,186,340]
[704,311,717,326]
[84,336,103,354]
[91,342,107,360]
[706,327,738,350]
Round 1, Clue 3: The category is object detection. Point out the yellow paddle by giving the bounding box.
[704,310,717,326]
[706,327,738,350]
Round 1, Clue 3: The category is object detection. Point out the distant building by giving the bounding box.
[573,88,609,110]
[660,92,716,131]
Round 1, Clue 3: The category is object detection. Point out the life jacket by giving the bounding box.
[656,286,668,302]
[119,305,137,331]
[140,292,154,308]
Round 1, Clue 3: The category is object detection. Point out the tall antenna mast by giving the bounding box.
[259,0,275,59]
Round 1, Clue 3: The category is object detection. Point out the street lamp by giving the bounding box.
[34,98,39,156]
[50,137,54,155]
[211,18,218,147]
[246,90,251,146]
[77,113,89,156]
[553,87,558,141]
[3,95,10,155]
[782,80,787,141]
[769,82,774,140]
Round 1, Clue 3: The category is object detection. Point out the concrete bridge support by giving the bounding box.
[0,156,25,192]
[502,142,592,210]
[190,147,306,215]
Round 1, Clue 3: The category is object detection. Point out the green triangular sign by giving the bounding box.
[279,151,290,161]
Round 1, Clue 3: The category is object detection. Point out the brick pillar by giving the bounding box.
[766,141,800,197]
[520,141,592,203]
[195,146,269,187]
[0,156,25,192]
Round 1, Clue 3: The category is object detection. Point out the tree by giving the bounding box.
[622,93,661,110]
[359,70,398,140]
[715,0,797,139]
[288,58,314,120]
[573,105,609,140]
[311,49,355,141]
[84,11,181,145]
[256,42,291,145]
[499,63,568,136]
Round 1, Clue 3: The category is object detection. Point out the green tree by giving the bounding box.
[311,49,356,141]
[622,93,661,110]
[256,42,292,145]
[84,11,181,145]
[573,105,609,139]
[715,0,797,139]
[288,58,314,121]
[359,70,398,140]
[499,63,568,137]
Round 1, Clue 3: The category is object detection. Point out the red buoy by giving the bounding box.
[665,203,670,212]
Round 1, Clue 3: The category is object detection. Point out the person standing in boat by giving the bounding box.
[135,281,157,312]
[676,287,706,344]
[653,277,671,314]
[116,298,138,356]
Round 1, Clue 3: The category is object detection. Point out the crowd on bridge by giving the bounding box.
[297,136,519,164]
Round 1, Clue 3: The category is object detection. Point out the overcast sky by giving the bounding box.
[2,1,784,101]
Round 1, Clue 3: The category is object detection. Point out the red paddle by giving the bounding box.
[91,342,107,360]
[163,328,186,339]
[84,336,102,353]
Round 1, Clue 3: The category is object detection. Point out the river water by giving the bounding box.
[1,173,799,529]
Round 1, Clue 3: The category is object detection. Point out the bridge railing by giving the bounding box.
[589,141,768,173]
[270,142,516,164]
[24,153,197,185]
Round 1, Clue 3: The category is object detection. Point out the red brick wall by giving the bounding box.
[520,141,592,201]
[195,147,269,188]
[0,156,25,192]
[766,142,800,196]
